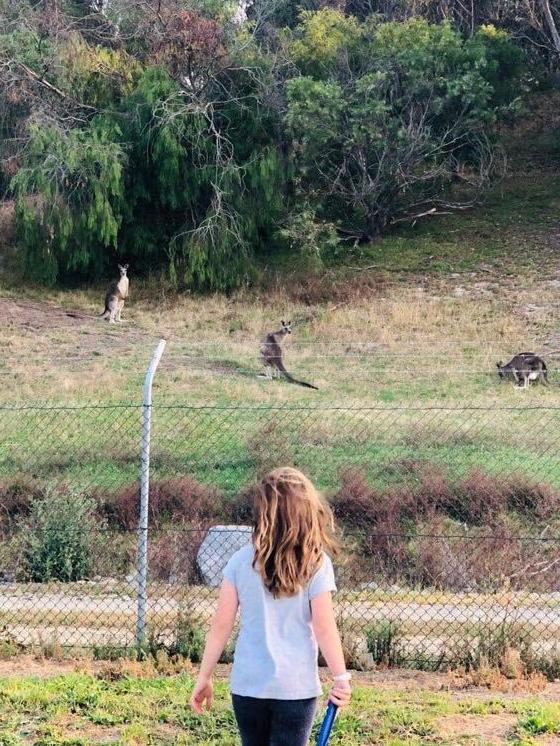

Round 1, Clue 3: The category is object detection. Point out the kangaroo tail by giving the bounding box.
[281,371,319,390]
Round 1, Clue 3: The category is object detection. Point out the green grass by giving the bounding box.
[0,670,557,745]
[3,400,560,497]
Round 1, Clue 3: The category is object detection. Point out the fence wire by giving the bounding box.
[0,401,559,672]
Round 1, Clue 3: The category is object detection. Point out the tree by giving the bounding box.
[285,13,523,240]
[12,118,125,282]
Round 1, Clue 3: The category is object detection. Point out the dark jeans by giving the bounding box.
[232,694,317,746]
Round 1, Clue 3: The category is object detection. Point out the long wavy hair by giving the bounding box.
[252,467,338,598]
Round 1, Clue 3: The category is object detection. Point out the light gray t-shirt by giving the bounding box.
[222,544,337,700]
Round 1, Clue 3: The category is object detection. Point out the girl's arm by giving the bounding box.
[190,579,238,714]
[311,591,352,707]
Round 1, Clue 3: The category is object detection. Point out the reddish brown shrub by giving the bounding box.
[411,517,474,591]
[330,464,560,591]
[149,530,205,583]
[450,470,508,525]
[503,476,560,520]
[330,469,412,573]
[0,478,43,531]
[330,468,382,527]
[223,485,255,525]
[101,478,223,530]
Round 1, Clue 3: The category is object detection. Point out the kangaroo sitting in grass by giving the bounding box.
[496,352,548,389]
[100,264,129,323]
[259,320,318,390]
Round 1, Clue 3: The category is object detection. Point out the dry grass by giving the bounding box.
[1,271,559,407]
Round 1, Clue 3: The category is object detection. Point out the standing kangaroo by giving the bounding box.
[100,264,129,323]
[259,321,319,390]
[496,352,548,389]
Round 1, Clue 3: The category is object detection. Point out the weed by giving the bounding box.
[518,707,560,736]
[365,621,405,668]
[446,622,534,675]
[36,631,64,661]
[92,645,137,662]
[147,605,206,663]
[0,626,25,659]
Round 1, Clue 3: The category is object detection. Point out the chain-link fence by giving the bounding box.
[1,383,560,671]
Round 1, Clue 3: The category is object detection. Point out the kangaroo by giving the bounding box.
[259,320,318,390]
[496,352,548,389]
[100,264,129,323]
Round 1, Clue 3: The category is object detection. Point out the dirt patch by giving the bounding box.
[1,297,93,331]
[437,713,517,744]
[0,654,95,678]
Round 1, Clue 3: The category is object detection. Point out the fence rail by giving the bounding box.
[1,368,560,671]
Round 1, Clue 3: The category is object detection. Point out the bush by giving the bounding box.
[21,489,100,582]
[330,465,560,591]
[286,14,521,240]
[102,477,222,530]
[0,478,42,532]
[223,486,255,525]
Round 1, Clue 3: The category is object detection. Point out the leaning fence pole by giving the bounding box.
[136,338,167,649]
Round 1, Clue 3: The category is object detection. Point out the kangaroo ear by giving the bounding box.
[496,362,502,368]
[124,263,129,270]
[281,319,285,326]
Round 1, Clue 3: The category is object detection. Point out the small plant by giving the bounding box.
[21,489,100,583]
[278,207,340,268]
[365,621,405,668]
[147,606,206,663]
[529,651,560,681]
[172,610,206,662]
[36,630,63,661]
[0,626,25,660]
[518,708,560,736]
[447,622,533,675]
[92,645,136,662]
[333,617,374,671]
[219,633,237,664]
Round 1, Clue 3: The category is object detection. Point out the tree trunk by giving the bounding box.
[540,0,560,54]
[42,0,59,35]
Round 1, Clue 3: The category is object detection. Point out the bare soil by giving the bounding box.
[437,713,518,744]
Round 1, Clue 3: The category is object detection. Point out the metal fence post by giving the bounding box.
[136,339,166,649]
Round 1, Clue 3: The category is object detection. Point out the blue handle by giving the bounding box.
[316,702,338,746]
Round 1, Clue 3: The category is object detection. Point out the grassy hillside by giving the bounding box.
[2,98,560,509]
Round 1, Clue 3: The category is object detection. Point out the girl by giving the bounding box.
[190,467,352,746]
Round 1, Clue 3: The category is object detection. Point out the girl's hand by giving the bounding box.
[329,679,351,708]
[190,677,214,714]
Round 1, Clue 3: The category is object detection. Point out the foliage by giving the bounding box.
[56,35,141,108]
[289,8,363,72]
[277,207,341,268]
[285,13,521,238]
[12,118,125,283]
[21,489,100,582]
[0,0,529,285]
